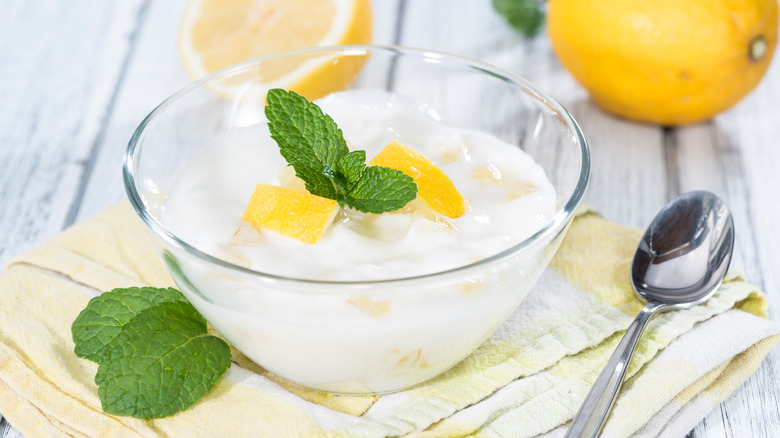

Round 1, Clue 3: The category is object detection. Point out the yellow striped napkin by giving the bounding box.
[0,203,777,437]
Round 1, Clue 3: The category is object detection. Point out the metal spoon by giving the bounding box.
[566,191,735,438]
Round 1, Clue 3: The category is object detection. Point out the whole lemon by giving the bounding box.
[548,0,779,125]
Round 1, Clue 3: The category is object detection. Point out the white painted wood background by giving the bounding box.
[1,0,779,436]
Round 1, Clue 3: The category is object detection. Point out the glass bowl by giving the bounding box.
[124,45,589,395]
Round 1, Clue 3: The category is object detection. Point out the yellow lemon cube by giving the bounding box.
[370,141,467,218]
[242,184,339,244]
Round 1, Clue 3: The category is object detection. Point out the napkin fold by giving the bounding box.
[1,203,778,438]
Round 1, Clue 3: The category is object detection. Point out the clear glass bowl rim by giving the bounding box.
[123,44,590,288]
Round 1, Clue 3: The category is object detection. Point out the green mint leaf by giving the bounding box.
[344,166,418,214]
[265,89,349,199]
[94,301,231,419]
[265,88,421,213]
[492,0,544,37]
[71,287,187,363]
[337,150,367,189]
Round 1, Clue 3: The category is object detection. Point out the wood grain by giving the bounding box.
[0,0,145,435]
[685,55,780,438]
[0,0,145,267]
[0,415,21,438]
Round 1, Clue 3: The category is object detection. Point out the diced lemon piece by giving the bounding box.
[370,141,467,218]
[231,222,265,246]
[346,296,390,317]
[214,244,252,268]
[242,184,339,244]
[276,166,308,192]
[472,165,537,201]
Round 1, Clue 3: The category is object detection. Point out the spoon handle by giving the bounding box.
[565,301,665,438]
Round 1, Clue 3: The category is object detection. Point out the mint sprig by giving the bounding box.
[492,0,544,38]
[72,287,231,419]
[265,89,417,214]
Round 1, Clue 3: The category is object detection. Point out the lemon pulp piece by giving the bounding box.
[242,184,339,244]
[276,166,308,192]
[177,0,372,100]
[370,141,467,218]
[471,165,537,201]
[346,296,390,317]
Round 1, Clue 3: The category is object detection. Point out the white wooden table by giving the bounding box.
[2,1,779,436]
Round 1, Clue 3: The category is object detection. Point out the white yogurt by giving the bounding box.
[160,90,559,393]
[163,90,556,280]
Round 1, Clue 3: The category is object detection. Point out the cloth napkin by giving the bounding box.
[1,203,778,438]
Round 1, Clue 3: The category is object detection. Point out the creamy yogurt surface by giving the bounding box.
[163,89,556,281]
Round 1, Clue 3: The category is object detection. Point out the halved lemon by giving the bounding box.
[177,0,372,100]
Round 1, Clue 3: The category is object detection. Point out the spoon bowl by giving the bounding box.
[632,191,735,306]
[567,191,734,437]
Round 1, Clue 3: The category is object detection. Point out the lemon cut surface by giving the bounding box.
[178,0,372,100]
[242,183,339,244]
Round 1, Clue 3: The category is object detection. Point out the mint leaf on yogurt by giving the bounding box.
[344,165,417,214]
[265,88,417,214]
[265,88,350,199]
[94,301,231,418]
[71,287,187,362]
[337,149,367,188]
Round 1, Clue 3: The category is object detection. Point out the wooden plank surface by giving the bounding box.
[0,0,145,266]
[681,56,780,436]
[0,0,146,436]
[2,0,779,436]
